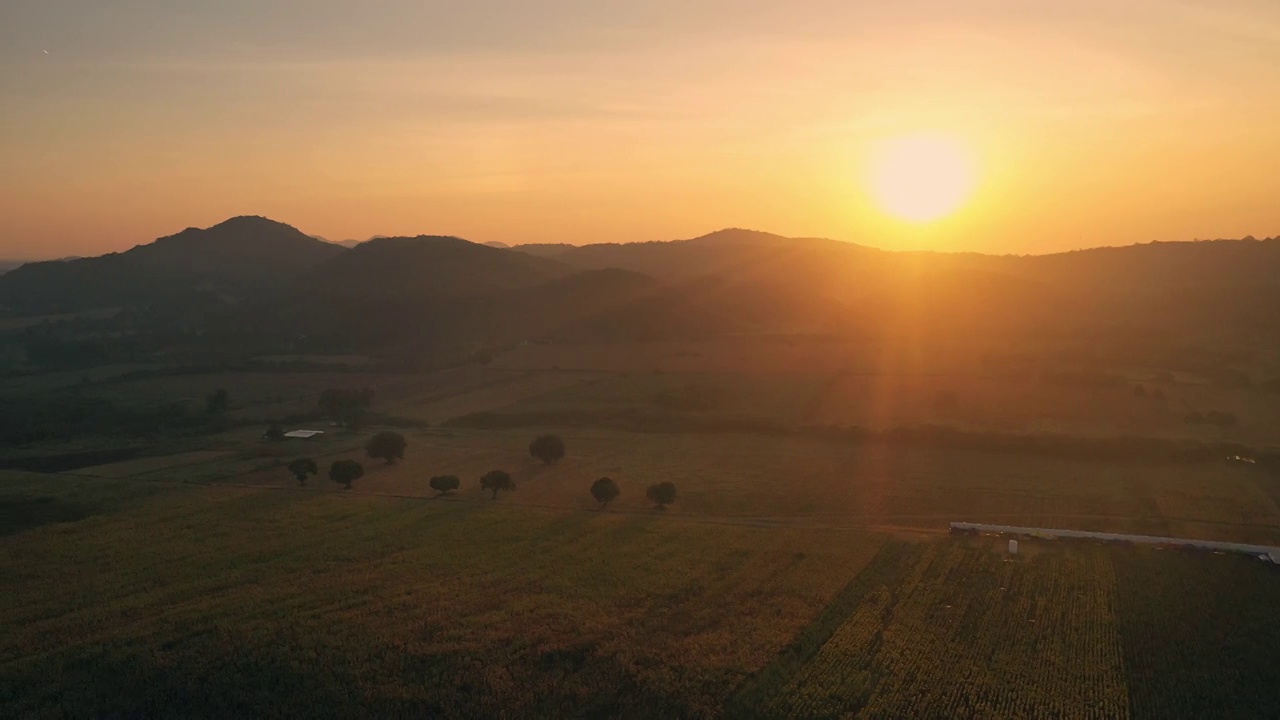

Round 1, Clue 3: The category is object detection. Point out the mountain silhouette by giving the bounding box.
[4,216,1280,359]
[0,216,344,313]
[305,235,573,302]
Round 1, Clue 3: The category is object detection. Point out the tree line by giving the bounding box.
[284,432,678,509]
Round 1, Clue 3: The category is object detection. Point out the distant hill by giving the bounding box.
[518,228,870,281]
[518,229,1280,343]
[6,216,1280,367]
[315,237,366,249]
[0,216,346,314]
[483,241,511,249]
[305,235,573,302]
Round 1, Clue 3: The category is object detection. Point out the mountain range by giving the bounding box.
[2,216,1277,365]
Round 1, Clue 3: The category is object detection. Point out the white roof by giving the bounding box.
[283,430,325,439]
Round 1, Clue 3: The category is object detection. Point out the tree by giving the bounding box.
[206,388,229,416]
[529,434,566,465]
[590,477,621,508]
[646,482,676,510]
[480,470,515,500]
[429,475,460,495]
[366,431,406,464]
[330,459,364,489]
[264,423,286,442]
[287,458,318,486]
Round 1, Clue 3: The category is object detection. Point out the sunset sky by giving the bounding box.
[3,1,1279,259]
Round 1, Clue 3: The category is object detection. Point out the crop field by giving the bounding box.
[730,539,1280,719]
[390,370,598,426]
[43,366,599,428]
[3,473,1278,718]
[74,449,241,478]
[192,428,1280,544]
[0,472,887,718]
[73,424,1280,544]
[5,354,1280,716]
[456,365,1279,444]
[82,370,440,417]
[0,363,158,397]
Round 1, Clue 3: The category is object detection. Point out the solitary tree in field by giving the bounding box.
[366,431,407,464]
[430,475,461,495]
[206,388,230,416]
[480,470,515,500]
[529,434,566,465]
[646,481,676,510]
[264,423,286,442]
[590,477,621,509]
[330,459,364,490]
[288,458,318,486]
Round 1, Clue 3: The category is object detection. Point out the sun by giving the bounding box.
[866,134,977,223]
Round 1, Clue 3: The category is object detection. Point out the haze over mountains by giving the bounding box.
[2,216,1278,368]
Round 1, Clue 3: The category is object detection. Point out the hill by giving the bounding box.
[305,235,574,301]
[0,217,345,314]
[6,217,1280,370]
[518,230,1280,345]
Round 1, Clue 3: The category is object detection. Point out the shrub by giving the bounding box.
[590,477,621,508]
[330,459,364,489]
[429,475,460,495]
[366,431,407,464]
[529,435,566,464]
[287,458,318,486]
[480,470,515,500]
[646,481,676,510]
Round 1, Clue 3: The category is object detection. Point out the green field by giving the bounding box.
[3,472,1278,718]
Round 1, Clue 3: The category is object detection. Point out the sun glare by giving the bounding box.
[867,134,977,223]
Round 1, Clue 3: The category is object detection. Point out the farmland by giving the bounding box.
[84,425,1280,545]
[731,539,1280,719]
[2,473,1278,718]
[3,342,1280,717]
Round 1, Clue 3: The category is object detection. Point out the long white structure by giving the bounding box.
[949,522,1280,564]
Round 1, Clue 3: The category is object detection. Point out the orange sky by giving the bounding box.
[2,1,1279,258]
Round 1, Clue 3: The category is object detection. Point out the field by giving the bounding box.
[1,473,887,718]
[2,472,1278,718]
[456,365,1280,445]
[732,539,1280,719]
[82,425,1280,545]
[4,346,1280,717]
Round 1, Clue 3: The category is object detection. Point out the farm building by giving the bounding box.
[283,430,325,439]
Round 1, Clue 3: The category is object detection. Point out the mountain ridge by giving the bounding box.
[4,216,1280,359]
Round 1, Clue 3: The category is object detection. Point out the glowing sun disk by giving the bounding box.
[867,134,977,222]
